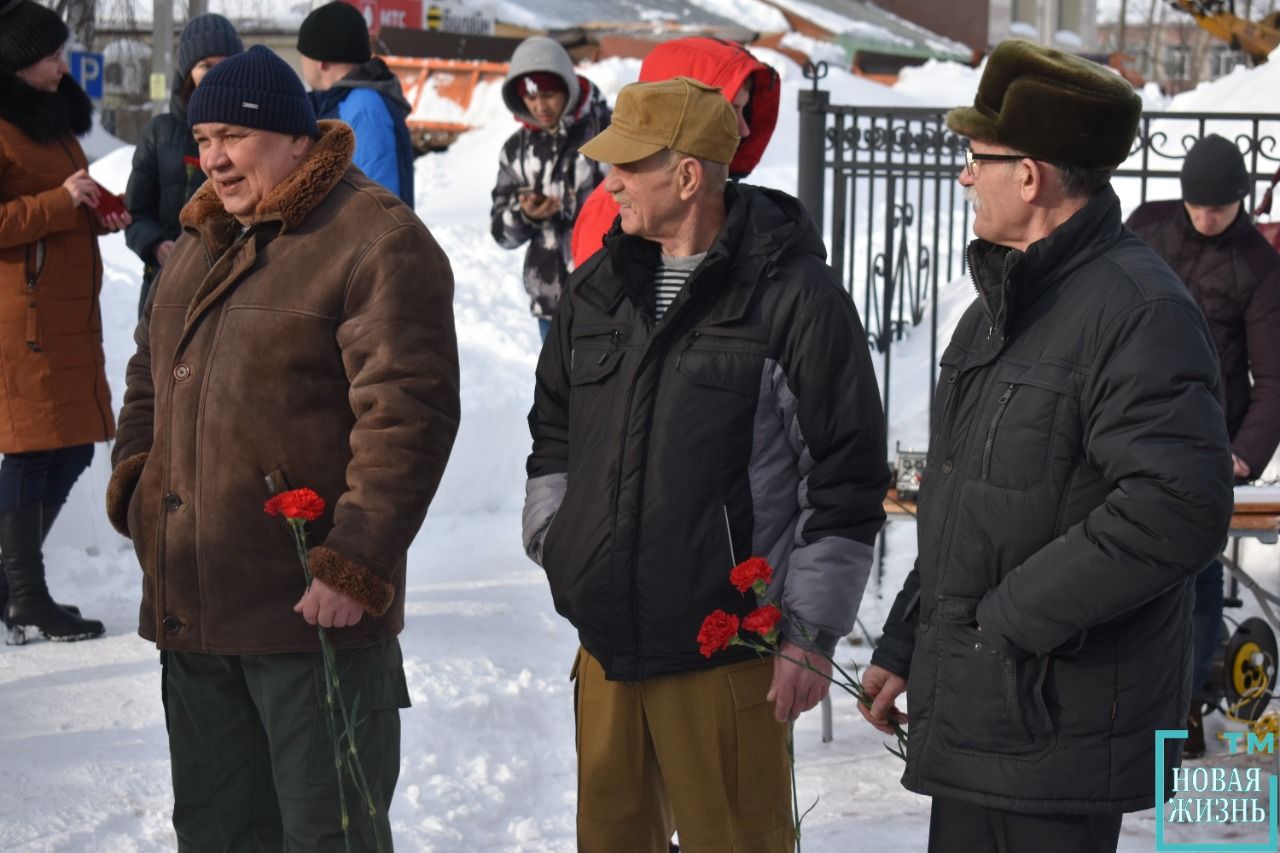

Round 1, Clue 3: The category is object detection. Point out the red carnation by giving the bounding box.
[264,488,326,522]
[697,610,741,658]
[730,557,773,594]
[742,604,782,641]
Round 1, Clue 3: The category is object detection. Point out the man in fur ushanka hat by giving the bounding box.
[860,39,1235,852]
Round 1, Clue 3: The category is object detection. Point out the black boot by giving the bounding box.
[39,502,79,617]
[1,504,103,644]
[0,502,80,624]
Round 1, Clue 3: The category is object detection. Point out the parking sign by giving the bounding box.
[69,51,103,100]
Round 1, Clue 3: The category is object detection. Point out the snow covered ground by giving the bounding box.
[2,48,1278,851]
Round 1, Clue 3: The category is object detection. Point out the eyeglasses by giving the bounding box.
[963,148,1028,176]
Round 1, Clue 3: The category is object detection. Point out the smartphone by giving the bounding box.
[91,180,127,218]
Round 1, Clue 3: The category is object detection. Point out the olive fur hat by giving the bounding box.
[946,39,1142,170]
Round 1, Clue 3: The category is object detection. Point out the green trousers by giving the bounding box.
[162,638,410,852]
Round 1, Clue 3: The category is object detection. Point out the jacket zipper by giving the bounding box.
[595,330,621,365]
[981,384,1016,479]
[722,505,737,567]
[674,330,700,369]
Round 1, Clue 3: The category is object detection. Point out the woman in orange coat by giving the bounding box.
[0,0,127,643]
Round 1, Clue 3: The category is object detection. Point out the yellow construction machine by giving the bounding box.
[1169,0,1280,63]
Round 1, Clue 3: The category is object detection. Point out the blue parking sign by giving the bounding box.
[69,51,103,99]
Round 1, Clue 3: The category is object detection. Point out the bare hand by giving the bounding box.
[859,664,908,734]
[294,578,364,628]
[97,209,131,232]
[154,240,176,266]
[62,169,99,207]
[767,640,833,722]
[519,192,560,221]
[1233,453,1251,479]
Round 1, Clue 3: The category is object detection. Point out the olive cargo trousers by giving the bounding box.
[573,648,795,853]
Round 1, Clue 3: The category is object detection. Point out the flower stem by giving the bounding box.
[789,723,802,853]
[289,521,386,853]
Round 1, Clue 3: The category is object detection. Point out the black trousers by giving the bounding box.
[163,638,409,852]
[928,795,1123,853]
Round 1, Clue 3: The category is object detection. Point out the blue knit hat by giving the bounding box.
[188,45,318,137]
[177,13,243,82]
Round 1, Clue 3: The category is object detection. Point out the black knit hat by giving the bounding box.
[177,13,244,81]
[0,0,69,74]
[297,1,372,64]
[188,45,319,137]
[1181,134,1251,206]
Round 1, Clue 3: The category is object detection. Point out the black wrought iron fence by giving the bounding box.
[795,61,1280,432]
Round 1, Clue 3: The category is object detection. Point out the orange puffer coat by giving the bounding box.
[0,77,115,453]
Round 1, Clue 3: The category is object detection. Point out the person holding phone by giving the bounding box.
[125,13,243,316]
[490,36,611,340]
[0,0,128,643]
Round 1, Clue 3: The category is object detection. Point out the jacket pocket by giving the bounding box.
[569,326,626,384]
[566,326,627,468]
[675,329,767,398]
[934,595,1054,757]
[305,642,411,788]
[980,371,1073,491]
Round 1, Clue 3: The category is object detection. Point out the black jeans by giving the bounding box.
[0,444,93,514]
[928,795,1123,853]
[1191,560,1225,698]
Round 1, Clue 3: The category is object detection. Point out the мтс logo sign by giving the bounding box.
[1156,729,1279,851]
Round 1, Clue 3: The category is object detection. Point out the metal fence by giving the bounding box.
[795,61,1280,429]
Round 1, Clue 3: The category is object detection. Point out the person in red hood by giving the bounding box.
[569,37,779,268]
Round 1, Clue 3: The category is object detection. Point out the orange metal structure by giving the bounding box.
[384,56,509,150]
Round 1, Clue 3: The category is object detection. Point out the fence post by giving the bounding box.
[798,64,829,234]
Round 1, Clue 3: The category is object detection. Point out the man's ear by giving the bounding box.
[675,157,702,201]
[1020,159,1049,203]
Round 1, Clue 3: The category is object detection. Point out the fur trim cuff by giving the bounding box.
[308,544,395,616]
[106,452,148,537]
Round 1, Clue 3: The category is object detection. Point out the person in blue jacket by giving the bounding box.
[297,1,415,207]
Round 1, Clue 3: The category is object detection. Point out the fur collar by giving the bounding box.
[180,120,355,240]
[0,72,93,144]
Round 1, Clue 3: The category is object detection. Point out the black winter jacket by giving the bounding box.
[872,187,1234,814]
[124,92,204,301]
[523,184,889,681]
[1127,200,1280,476]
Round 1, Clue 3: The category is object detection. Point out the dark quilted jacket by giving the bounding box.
[1127,200,1280,476]
[873,188,1234,814]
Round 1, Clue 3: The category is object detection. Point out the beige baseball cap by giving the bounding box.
[579,76,740,166]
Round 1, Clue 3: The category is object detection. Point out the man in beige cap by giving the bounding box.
[858,40,1234,851]
[523,76,888,852]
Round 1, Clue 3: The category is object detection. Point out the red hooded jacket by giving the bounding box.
[569,38,780,268]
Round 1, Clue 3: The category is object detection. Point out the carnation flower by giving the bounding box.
[730,556,773,594]
[264,487,326,522]
[743,604,782,641]
[697,610,741,658]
